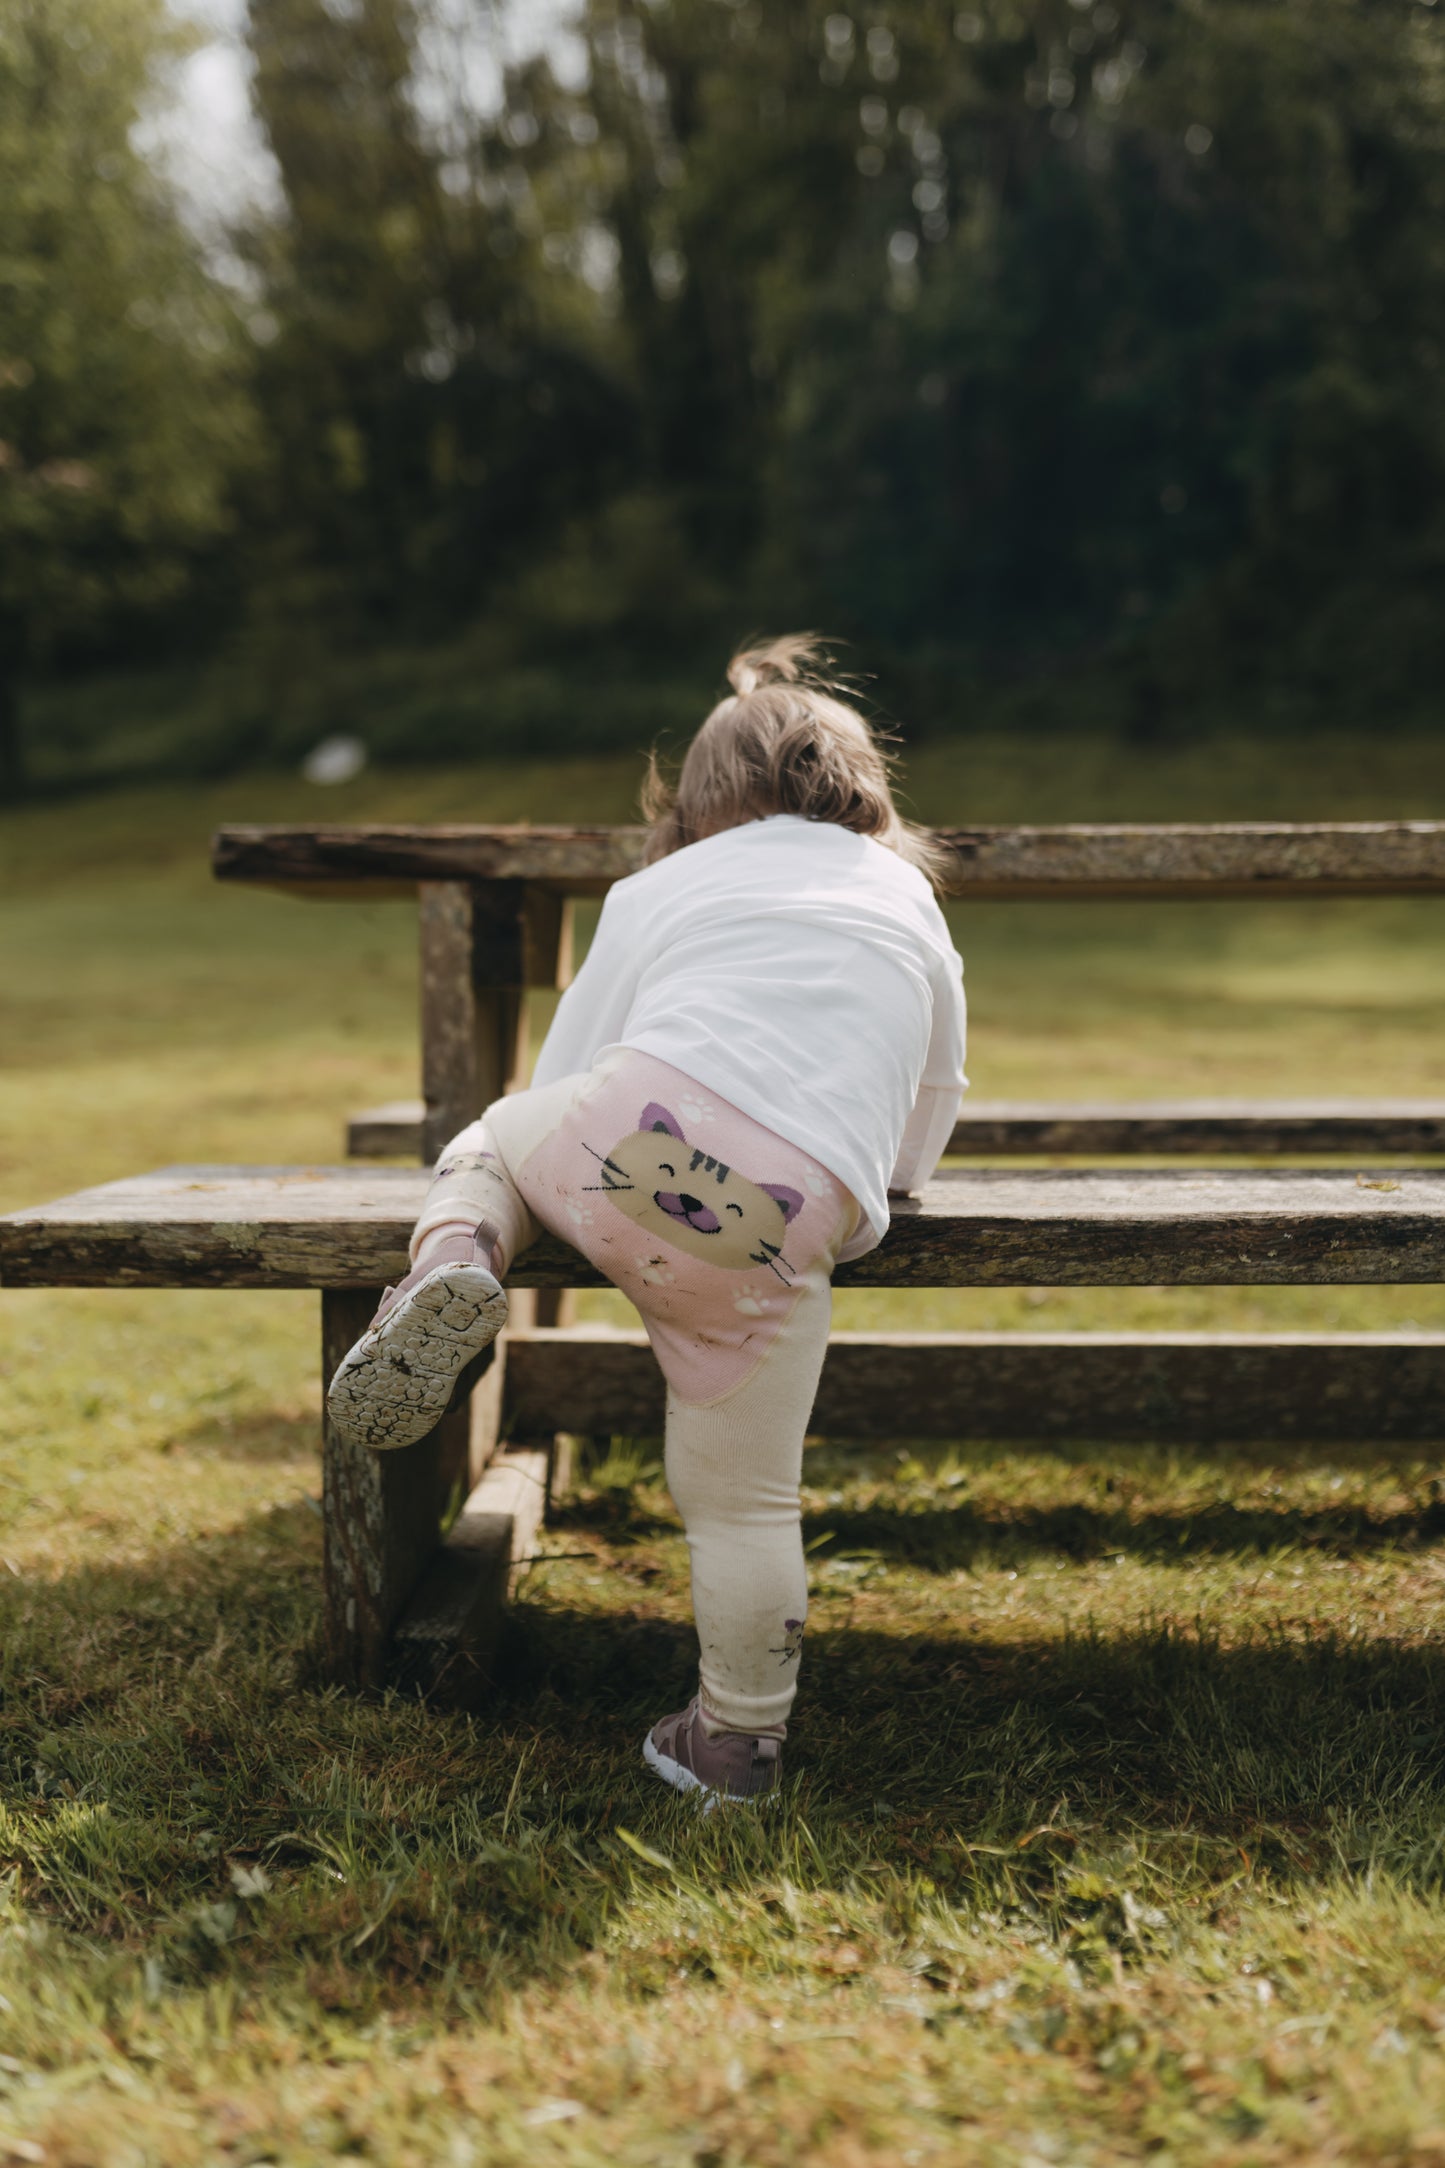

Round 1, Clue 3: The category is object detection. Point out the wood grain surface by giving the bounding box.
[390,1446,550,1703]
[6,1163,1445,1288]
[211,820,1445,899]
[502,1328,1445,1443]
[418,881,529,1161]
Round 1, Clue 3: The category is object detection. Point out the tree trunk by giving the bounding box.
[0,666,24,802]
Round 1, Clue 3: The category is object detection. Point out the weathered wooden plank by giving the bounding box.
[0,1166,426,1288]
[348,1100,428,1158]
[466,1321,508,1486]
[212,821,1445,899]
[7,1164,1445,1288]
[390,1446,549,1702]
[504,1328,1445,1444]
[346,1096,1445,1163]
[418,881,531,1162]
[855,1168,1445,1288]
[950,1099,1445,1157]
[321,1289,475,1689]
[937,822,1445,898]
[213,825,643,897]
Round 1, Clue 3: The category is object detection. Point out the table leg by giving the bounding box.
[320,1287,473,1690]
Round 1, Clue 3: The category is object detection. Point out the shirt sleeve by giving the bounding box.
[888,945,967,1194]
[530,884,645,1087]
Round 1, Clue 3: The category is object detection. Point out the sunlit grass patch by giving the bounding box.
[4,1316,1445,2159]
[2,754,1445,2160]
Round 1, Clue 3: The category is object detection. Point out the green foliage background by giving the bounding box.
[5,0,1445,791]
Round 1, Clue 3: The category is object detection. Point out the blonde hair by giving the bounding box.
[642,635,951,889]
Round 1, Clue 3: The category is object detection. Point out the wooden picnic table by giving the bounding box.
[212,819,1445,899]
[6,1159,1445,1697]
[212,820,1445,1162]
[10,814,1443,1703]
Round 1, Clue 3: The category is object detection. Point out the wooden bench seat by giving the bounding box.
[7,1161,1443,1698]
[7,817,1435,1701]
[503,1326,1445,1446]
[7,1161,1445,1290]
[345,1097,1445,1162]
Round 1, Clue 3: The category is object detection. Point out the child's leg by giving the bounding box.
[409,1121,533,1275]
[411,1069,599,1271]
[662,1269,834,1734]
[467,1050,855,1767]
[326,1071,595,1452]
[338,1044,857,1796]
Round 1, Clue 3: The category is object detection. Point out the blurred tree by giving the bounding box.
[243,0,631,662]
[0,0,255,795]
[570,0,1445,718]
[17,0,1445,782]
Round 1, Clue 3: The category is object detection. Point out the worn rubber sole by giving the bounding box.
[326,1261,509,1452]
[641,1728,776,1809]
[642,1729,708,1799]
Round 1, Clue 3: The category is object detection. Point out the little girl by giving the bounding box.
[328,637,966,1803]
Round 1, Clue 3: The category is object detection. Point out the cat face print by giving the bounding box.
[583,1102,805,1274]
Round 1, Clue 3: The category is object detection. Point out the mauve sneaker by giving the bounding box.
[643,1697,783,1805]
[325,1231,508,1452]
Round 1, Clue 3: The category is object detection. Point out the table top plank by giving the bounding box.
[5,1164,1444,1289]
[950,1099,1445,1155]
[210,821,1445,901]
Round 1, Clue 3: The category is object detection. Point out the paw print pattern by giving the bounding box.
[639,1258,676,1287]
[677,1094,716,1127]
[565,1201,596,1231]
[734,1286,774,1317]
[803,1169,833,1200]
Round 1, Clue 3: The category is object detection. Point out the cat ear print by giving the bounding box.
[640,1101,685,1140]
[760,1183,805,1224]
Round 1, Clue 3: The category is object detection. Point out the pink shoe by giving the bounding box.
[326,1233,508,1452]
[643,1697,783,1805]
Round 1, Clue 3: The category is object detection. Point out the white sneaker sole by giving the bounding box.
[326,1262,509,1452]
[642,1729,706,1798]
[640,1729,771,1809]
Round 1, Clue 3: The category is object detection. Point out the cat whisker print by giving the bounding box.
[580,1141,634,1191]
[583,1098,808,1275]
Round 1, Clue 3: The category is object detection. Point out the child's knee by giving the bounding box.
[413,1122,536,1267]
[665,1427,801,1534]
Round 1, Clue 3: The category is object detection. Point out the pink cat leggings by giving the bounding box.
[412,1050,857,1732]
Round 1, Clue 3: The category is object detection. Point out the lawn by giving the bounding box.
[2,729,1445,2165]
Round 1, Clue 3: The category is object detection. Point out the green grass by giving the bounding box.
[2,734,1445,2164]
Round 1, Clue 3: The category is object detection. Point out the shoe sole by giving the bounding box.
[641,1729,774,1809]
[326,1262,509,1452]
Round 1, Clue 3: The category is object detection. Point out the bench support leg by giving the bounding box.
[320,1287,474,1690]
[391,1441,549,1706]
[391,1324,552,1705]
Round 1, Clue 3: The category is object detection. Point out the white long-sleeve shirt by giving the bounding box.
[530,815,967,1263]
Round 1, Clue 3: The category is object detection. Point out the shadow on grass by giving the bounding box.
[797,1494,1445,1571]
[494,1593,1445,1909]
[4,1499,1445,2013]
[549,1482,1445,1570]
